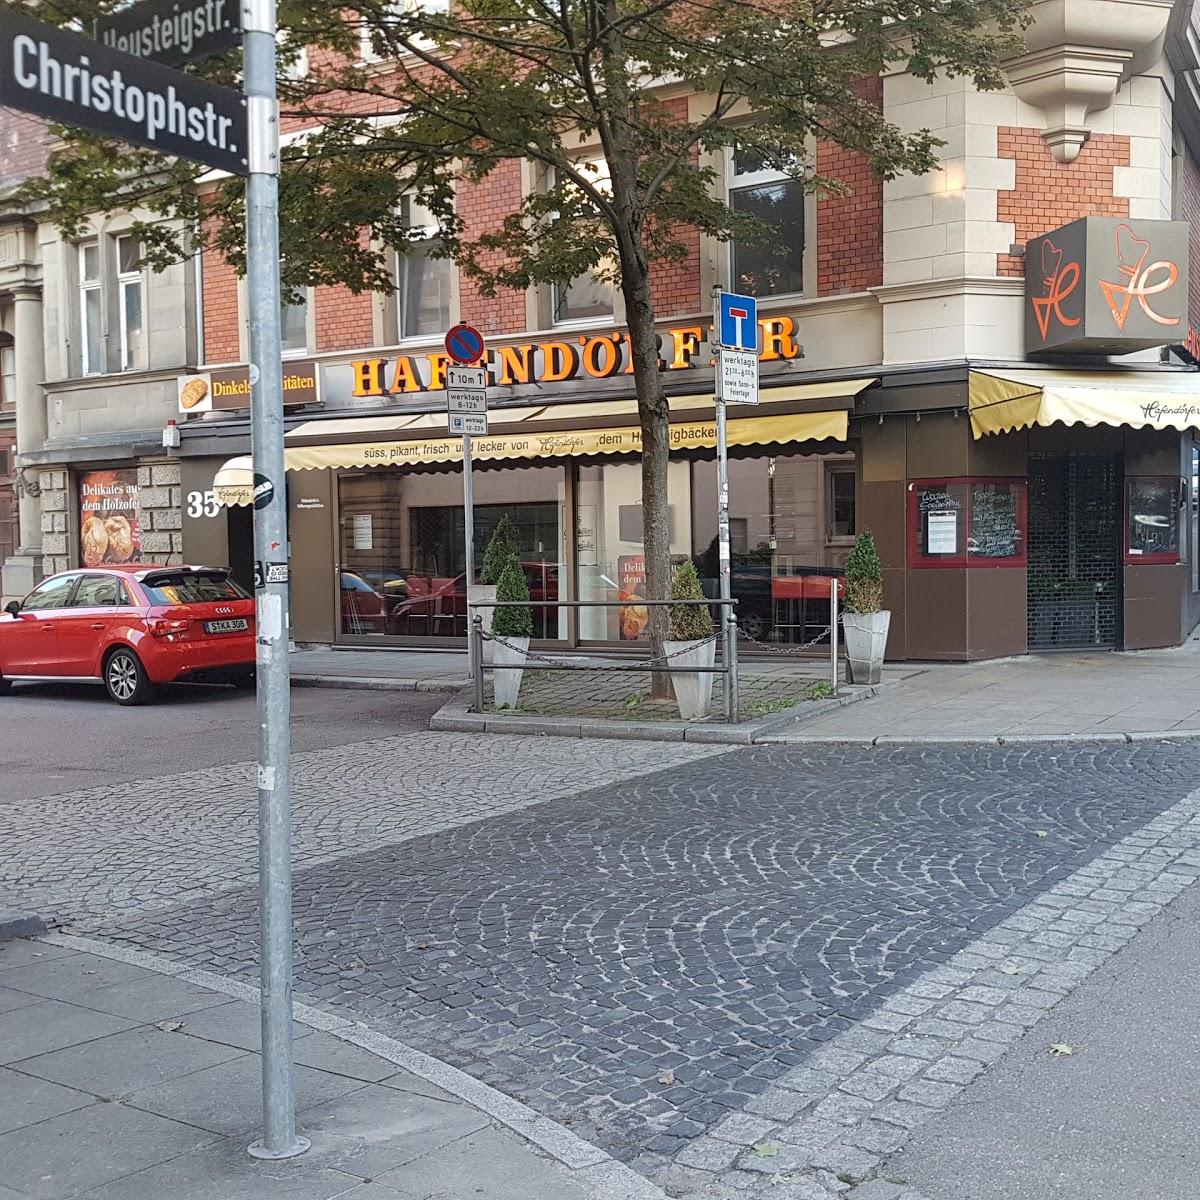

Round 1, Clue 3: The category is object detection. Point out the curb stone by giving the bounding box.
[0,910,46,941]
[669,782,1200,1199]
[759,730,1200,747]
[428,681,887,745]
[291,674,469,694]
[33,930,670,1200]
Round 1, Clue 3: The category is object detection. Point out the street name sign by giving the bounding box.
[0,8,248,176]
[95,0,242,68]
[719,349,759,405]
[450,412,488,436]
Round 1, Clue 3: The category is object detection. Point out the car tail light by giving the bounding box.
[149,617,193,640]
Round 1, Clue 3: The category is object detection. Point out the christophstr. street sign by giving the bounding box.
[95,0,242,69]
[0,8,248,176]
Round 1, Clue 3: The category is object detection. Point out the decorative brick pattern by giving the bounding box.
[201,219,242,365]
[456,160,530,336]
[996,127,1130,277]
[816,77,884,296]
[315,282,374,352]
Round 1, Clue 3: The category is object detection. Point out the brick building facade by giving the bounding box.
[4,0,1200,663]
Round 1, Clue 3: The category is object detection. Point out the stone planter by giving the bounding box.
[842,610,891,685]
[468,583,497,663]
[664,638,717,720]
[491,635,529,709]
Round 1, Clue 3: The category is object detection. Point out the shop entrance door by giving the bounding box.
[1027,453,1122,650]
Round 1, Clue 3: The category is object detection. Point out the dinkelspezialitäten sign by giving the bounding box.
[95,0,242,69]
[0,8,248,176]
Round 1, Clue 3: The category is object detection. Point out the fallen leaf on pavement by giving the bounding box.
[752,1143,779,1158]
[156,1021,185,1033]
[1000,963,1023,975]
[1035,830,1049,839]
[657,1070,675,1086]
[1049,1043,1073,1056]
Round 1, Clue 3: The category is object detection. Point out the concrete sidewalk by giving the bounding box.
[771,636,1200,742]
[289,647,470,693]
[0,937,658,1200]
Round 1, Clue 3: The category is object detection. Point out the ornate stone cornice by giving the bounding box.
[1003,0,1175,162]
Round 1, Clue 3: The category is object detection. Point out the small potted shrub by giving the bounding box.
[664,560,716,720]
[471,514,519,660]
[490,552,533,708]
[841,531,890,685]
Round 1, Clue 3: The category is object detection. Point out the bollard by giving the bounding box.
[830,577,839,697]
[472,614,485,713]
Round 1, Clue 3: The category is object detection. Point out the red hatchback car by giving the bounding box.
[0,565,256,705]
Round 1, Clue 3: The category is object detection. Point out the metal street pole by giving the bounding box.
[243,0,308,1162]
[711,285,733,721]
[463,432,476,678]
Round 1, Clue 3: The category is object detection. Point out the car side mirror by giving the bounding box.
[5,600,20,617]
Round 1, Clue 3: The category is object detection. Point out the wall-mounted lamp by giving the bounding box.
[162,419,180,450]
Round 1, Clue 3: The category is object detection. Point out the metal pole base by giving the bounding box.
[247,1135,311,1161]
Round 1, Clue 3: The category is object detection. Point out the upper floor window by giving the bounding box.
[552,158,616,325]
[397,195,453,340]
[729,149,806,298]
[79,241,102,375]
[280,276,310,356]
[360,0,449,62]
[116,236,144,372]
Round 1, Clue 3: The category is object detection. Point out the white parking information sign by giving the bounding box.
[719,350,759,405]
[450,413,488,436]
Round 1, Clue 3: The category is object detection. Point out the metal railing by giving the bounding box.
[471,598,742,722]
[467,592,844,723]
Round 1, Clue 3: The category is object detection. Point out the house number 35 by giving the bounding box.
[186,489,221,518]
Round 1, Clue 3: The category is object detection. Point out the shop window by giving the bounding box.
[116,236,144,372]
[552,158,616,325]
[907,478,1027,568]
[1126,477,1181,565]
[729,148,805,299]
[396,195,453,340]
[826,466,855,541]
[79,240,102,375]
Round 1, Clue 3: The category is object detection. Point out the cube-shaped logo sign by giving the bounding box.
[1026,217,1189,355]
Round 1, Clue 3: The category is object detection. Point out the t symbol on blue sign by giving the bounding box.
[718,291,758,352]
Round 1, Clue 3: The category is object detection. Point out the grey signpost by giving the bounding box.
[0,0,302,1160]
[241,0,307,1162]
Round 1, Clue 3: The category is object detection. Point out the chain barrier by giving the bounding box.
[735,620,837,655]
[485,629,721,672]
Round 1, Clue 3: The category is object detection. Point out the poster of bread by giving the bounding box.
[78,470,142,567]
[177,371,213,414]
[617,554,649,641]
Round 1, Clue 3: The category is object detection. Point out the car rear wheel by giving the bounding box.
[104,648,157,706]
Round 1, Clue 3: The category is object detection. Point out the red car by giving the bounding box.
[0,565,256,705]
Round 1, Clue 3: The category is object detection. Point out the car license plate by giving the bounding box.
[204,618,248,634]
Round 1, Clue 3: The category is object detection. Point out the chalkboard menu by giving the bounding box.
[969,483,1022,560]
[1127,478,1180,562]
[908,478,1027,567]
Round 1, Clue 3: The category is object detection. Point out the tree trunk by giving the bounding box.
[620,263,672,697]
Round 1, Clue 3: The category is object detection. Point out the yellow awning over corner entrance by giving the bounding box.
[970,369,1200,438]
[283,408,849,472]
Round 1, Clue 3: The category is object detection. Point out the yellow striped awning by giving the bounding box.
[283,408,848,471]
[970,369,1200,438]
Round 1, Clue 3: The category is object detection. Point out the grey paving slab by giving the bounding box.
[44,975,234,1024]
[0,1000,138,1065]
[297,1084,490,1177]
[0,985,40,1014]
[0,1067,94,1136]
[169,1000,313,1053]
[375,1125,593,1198]
[2,955,162,1005]
[124,1054,367,1136]
[0,940,78,972]
[0,1098,217,1199]
[13,1025,246,1098]
[293,1032,408,1083]
[70,1137,362,1200]
[325,1185,407,1200]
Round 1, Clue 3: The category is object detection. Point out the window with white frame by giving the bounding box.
[729,149,806,298]
[79,240,103,375]
[116,235,144,372]
[397,195,453,339]
[552,158,616,325]
[281,288,309,356]
[360,0,449,62]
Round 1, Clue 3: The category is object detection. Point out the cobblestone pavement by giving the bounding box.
[1,731,724,927]
[69,740,1200,1187]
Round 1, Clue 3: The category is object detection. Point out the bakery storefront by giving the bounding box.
[180,316,869,649]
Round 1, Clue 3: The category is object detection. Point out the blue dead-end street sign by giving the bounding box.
[718,291,759,352]
[0,8,248,176]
